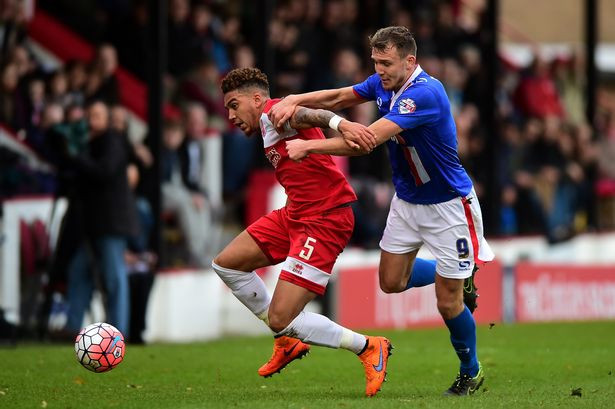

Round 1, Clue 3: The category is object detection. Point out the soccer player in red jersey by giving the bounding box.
[212,68,390,397]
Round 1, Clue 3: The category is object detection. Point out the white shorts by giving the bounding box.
[379,189,495,279]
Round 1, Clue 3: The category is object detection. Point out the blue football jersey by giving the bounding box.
[352,66,473,204]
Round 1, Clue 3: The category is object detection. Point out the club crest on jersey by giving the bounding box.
[398,98,416,114]
[266,147,281,168]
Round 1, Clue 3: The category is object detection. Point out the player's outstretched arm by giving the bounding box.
[289,106,376,151]
[286,136,358,161]
[286,117,402,161]
[270,86,362,130]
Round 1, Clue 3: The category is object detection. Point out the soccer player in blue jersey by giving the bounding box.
[269,26,494,396]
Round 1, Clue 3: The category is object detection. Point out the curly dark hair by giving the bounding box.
[369,26,417,57]
[221,67,270,95]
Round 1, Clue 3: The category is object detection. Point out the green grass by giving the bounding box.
[1,321,615,408]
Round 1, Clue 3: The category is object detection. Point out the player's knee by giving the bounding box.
[212,254,226,268]
[267,310,292,333]
[379,274,405,294]
[212,253,242,271]
[379,282,399,293]
[437,297,463,320]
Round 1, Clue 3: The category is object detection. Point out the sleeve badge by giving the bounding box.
[398,98,416,114]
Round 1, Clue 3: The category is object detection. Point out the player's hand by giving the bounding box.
[338,119,377,152]
[269,95,298,132]
[285,139,310,162]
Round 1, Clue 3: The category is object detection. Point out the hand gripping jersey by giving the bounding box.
[353,66,473,204]
[259,99,357,216]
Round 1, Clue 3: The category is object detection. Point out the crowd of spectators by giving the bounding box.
[0,1,160,340]
[4,1,615,245]
[2,0,615,338]
[495,54,607,241]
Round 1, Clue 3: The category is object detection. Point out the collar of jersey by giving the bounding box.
[389,65,424,110]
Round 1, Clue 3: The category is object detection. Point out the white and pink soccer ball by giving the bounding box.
[74,322,125,372]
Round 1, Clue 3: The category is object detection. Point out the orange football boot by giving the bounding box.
[258,336,310,377]
[358,336,393,397]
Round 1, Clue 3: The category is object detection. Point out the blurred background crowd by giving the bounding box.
[1,0,615,341]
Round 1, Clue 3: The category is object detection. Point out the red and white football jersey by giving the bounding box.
[260,99,357,217]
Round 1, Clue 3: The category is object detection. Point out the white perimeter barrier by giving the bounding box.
[144,234,615,342]
[2,195,615,339]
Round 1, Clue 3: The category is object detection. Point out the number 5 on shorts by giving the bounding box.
[299,237,316,260]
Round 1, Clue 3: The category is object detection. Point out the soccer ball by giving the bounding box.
[74,322,125,372]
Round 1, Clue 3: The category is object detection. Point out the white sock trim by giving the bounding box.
[340,328,367,354]
[257,308,269,325]
[211,261,250,285]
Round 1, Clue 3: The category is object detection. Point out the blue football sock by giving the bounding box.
[444,306,479,377]
[405,258,436,289]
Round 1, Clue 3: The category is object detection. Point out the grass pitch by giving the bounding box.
[1,321,614,408]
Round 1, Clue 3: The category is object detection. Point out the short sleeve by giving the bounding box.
[384,87,440,130]
[259,111,297,148]
[352,74,380,101]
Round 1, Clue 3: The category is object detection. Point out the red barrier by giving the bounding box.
[336,260,503,329]
[516,262,615,322]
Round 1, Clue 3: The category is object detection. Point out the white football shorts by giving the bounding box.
[379,188,495,279]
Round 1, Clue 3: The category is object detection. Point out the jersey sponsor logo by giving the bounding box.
[398,98,416,114]
[265,147,282,168]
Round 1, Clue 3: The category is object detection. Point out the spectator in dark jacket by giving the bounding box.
[64,101,138,335]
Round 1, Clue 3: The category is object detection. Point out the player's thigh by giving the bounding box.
[378,249,419,293]
[379,194,422,256]
[215,209,291,271]
[280,206,354,296]
[269,280,318,330]
[213,230,272,271]
[419,198,476,280]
